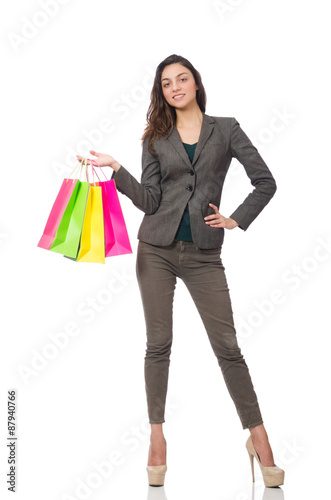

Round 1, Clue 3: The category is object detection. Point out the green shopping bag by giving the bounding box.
[50,180,90,259]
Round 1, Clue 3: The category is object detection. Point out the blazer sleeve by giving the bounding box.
[229,117,277,230]
[111,137,162,215]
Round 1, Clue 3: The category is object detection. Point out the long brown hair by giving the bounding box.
[141,54,207,156]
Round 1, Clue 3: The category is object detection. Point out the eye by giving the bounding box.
[163,82,170,87]
[180,78,187,82]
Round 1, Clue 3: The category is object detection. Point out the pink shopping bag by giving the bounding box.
[38,175,78,250]
[91,161,132,257]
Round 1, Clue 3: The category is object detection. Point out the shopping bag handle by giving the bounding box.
[73,157,111,185]
[88,161,99,186]
[88,159,110,182]
[66,159,85,183]
[82,157,100,186]
[84,157,90,183]
[90,163,102,183]
[67,157,96,183]
[89,159,109,182]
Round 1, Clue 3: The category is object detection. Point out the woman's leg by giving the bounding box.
[181,245,263,429]
[136,242,177,418]
[136,242,177,466]
[249,424,275,466]
[180,244,276,464]
[148,424,167,466]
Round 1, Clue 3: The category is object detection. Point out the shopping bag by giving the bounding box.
[76,185,105,263]
[91,161,132,257]
[49,180,90,258]
[102,180,132,256]
[37,162,81,250]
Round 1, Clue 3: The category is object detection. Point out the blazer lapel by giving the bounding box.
[167,112,215,169]
[191,113,215,167]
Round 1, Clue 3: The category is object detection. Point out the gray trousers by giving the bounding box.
[136,240,263,429]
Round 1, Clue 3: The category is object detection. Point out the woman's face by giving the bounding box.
[161,63,198,110]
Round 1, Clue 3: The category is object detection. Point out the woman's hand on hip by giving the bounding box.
[204,203,239,230]
[76,150,121,172]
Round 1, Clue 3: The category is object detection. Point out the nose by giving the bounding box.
[172,81,181,92]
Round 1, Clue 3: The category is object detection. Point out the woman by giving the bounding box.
[77,54,284,488]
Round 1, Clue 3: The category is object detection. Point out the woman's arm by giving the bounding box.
[228,117,277,230]
[111,138,162,215]
[77,138,162,215]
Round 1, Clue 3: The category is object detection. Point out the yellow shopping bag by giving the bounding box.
[77,185,105,263]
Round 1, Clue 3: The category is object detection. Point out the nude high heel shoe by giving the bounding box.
[246,436,284,488]
[146,439,167,487]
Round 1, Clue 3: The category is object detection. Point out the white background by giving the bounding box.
[1,1,330,499]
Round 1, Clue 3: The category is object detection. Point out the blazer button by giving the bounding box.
[188,170,194,176]
[186,186,193,192]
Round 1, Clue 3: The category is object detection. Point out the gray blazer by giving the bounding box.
[112,112,277,249]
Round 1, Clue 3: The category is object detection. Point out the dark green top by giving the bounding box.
[174,142,197,242]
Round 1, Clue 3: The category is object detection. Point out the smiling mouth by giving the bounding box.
[173,94,185,100]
